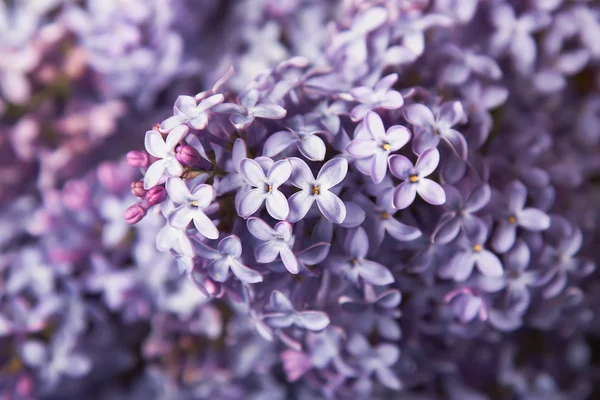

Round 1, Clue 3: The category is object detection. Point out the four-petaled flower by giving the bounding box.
[160,94,224,131]
[213,87,286,129]
[346,334,402,390]
[143,126,187,189]
[388,148,446,209]
[439,224,504,281]
[350,74,404,121]
[262,291,330,331]
[263,115,328,161]
[347,111,411,184]
[166,178,218,240]
[404,101,467,158]
[194,235,263,284]
[491,180,550,253]
[288,157,348,223]
[329,227,394,286]
[238,157,292,220]
[247,218,299,274]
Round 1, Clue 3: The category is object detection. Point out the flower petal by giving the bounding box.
[358,260,394,285]
[230,259,263,283]
[193,240,221,260]
[143,159,167,189]
[370,151,389,184]
[266,190,290,220]
[238,189,266,217]
[347,139,378,158]
[492,221,517,253]
[404,104,435,127]
[298,134,326,161]
[295,311,330,331]
[298,243,330,265]
[345,227,370,259]
[437,101,464,129]
[160,114,187,131]
[288,191,315,223]
[255,242,280,263]
[415,148,440,177]
[365,111,386,140]
[192,210,219,239]
[218,235,242,257]
[417,179,446,205]
[317,157,348,189]
[239,158,267,187]
[475,250,504,277]
[385,218,422,241]
[317,191,347,224]
[518,208,550,231]
[208,258,230,282]
[388,155,414,180]
[280,246,300,274]
[267,159,292,187]
[168,206,193,229]
[166,177,192,204]
[288,157,314,188]
[380,90,404,109]
[247,217,275,240]
[465,184,491,212]
[386,125,411,151]
[506,180,527,212]
[252,103,287,119]
[191,184,215,208]
[144,130,168,158]
[393,181,417,210]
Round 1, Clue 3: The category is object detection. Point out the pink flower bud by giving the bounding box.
[175,145,201,167]
[125,203,147,224]
[131,181,147,197]
[146,186,167,206]
[126,151,149,168]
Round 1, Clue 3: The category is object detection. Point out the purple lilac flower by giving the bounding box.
[143,126,188,189]
[403,101,467,158]
[444,287,489,323]
[160,94,224,131]
[439,224,504,281]
[193,235,263,283]
[165,177,218,240]
[287,157,348,223]
[346,334,402,391]
[238,157,291,220]
[247,217,298,274]
[434,183,490,244]
[213,87,287,129]
[489,3,551,73]
[347,111,411,184]
[263,115,328,161]
[388,148,446,209]
[492,180,551,253]
[349,74,404,121]
[329,227,394,286]
[263,291,330,331]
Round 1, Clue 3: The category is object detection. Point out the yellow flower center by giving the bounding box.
[382,143,391,151]
[312,185,321,195]
[381,212,390,219]
[191,201,199,207]
[508,215,517,224]
[350,258,359,265]
[409,175,419,183]
[473,244,482,252]
[267,184,273,193]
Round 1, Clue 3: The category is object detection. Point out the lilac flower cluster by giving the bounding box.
[1,0,600,398]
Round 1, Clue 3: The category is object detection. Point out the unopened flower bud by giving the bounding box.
[146,186,167,206]
[131,181,146,197]
[126,151,149,168]
[176,145,201,167]
[125,203,147,224]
